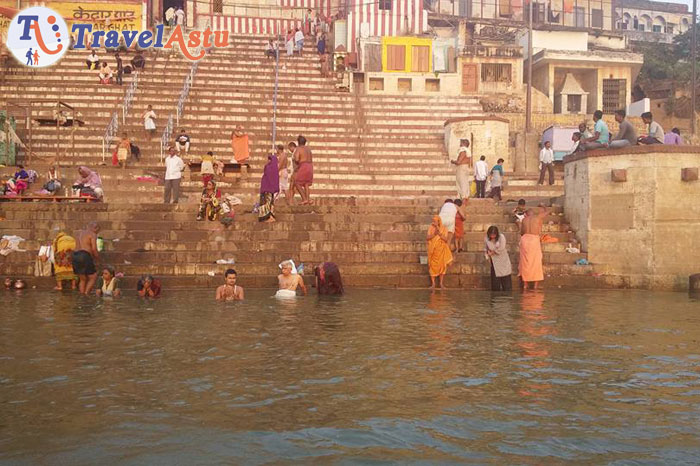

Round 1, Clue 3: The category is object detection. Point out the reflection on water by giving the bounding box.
[1,289,700,463]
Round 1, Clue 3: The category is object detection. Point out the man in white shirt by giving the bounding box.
[538,140,555,186]
[294,28,304,57]
[164,146,185,204]
[474,155,489,198]
[174,7,185,27]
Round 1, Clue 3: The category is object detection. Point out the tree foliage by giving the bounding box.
[637,24,699,86]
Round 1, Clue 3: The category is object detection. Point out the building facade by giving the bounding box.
[615,0,693,43]
[521,29,644,114]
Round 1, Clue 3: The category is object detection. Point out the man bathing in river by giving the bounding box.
[277,261,307,297]
[519,204,549,290]
[216,268,245,301]
[73,222,100,295]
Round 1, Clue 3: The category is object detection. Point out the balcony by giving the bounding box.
[461,44,523,58]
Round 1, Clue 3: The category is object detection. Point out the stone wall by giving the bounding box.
[444,117,511,169]
[564,146,700,290]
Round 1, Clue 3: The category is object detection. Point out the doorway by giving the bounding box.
[163,0,182,25]
[462,63,477,93]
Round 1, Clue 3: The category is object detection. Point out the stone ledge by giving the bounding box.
[564,145,700,164]
[443,115,511,126]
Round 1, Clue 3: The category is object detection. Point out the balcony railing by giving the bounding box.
[461,44,523,58]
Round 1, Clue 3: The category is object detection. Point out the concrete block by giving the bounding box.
[682,167,699,182]
[611,169,627,182]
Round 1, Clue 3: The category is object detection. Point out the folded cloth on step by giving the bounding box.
[275,289,297,299]
[0,235,26,256]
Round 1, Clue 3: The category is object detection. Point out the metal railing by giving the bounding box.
[160,52,201,162]
[101,71,140,162]
[102,111,119,162]
[160,114,174,162]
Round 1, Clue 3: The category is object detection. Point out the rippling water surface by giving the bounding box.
[1,289,700,464]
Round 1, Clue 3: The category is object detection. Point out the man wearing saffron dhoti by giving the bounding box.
[519,204,548,290]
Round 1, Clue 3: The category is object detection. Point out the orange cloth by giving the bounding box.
[427,216,453,277]
[519,233,544,282]
[455,211,465,239]
[540,233,559,243]
[231,134,250,163]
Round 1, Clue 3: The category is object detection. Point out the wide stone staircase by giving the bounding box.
[0,35,585,289]
[0,199,596,289]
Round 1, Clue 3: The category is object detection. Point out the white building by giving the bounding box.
[615,0,693,43]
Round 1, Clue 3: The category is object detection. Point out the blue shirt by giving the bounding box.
[594,119,609,144]
[491,164,504,187]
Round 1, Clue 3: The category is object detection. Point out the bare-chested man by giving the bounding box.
[73,222,100,295]
[215,268,245,301]
[519,204,549,290]
[292,135,313,205]
[277,261,307,296]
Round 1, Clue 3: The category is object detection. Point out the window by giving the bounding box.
[602,79,627,114]
[591,9,603,28]
[398,78,412,92]
[481,63,512,83]
[567,95,582,113]
[379,0,392,10]
[532,2,546,23]
[666,24,675,34]
[369,78,385,90]
[426,78,440,92]
[499,0,512,17]
[652,25,662,33]
[638,24,645,31]
[574,7,586,27]
[386,45,405,71]
[213,0,223,14]
[411,45,430,72]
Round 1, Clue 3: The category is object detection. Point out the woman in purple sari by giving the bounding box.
[259,153,279,223]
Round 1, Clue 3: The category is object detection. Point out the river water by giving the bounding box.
[1,289,699,464]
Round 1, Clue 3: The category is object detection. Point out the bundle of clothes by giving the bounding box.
[2,166,37,196]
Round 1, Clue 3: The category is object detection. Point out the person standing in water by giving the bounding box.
[216,269,245,301]
[277,261,307,296]
[519,205,548,290]
[73,222,100,295]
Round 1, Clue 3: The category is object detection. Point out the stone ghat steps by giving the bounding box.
[14,186,562,203]
[13,266,605,290]
[2,225,574,245]
[0,199,562,215]
[1,241,584,264]
[9,184,564,203]
[16,168,561,187]
[1,260,592,280]
[1,227,574,252]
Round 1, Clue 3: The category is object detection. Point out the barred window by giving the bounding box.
[481,63,512,83]
[214,0,223,14]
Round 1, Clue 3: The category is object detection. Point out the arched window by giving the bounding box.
[681,17,690,33]
[652,15,666,33]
